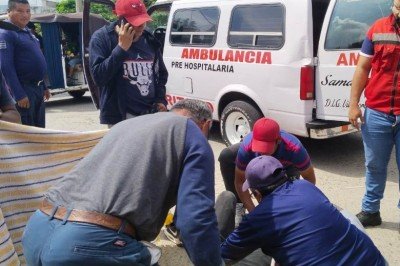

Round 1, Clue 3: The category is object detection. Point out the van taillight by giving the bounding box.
[300,66,315,100]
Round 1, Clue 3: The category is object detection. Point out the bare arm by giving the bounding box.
[235,167,255,212]
[349,55,372,129]
[299,165,316,184]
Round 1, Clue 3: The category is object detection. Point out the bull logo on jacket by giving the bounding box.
[123,60,153,96]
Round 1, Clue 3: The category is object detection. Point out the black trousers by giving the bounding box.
[218,143,242,203]
[216,191,272,265]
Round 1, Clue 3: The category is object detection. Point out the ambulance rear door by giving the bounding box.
[315,0,392,123]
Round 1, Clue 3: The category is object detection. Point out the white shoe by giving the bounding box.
[162,223,183,247]
[235,203,245,227]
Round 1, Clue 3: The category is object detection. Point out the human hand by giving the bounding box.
[348,105,364,130]
[115,20,136,51]
[44,89,51,101]
[17,97,30,109]
[156,103,167,112]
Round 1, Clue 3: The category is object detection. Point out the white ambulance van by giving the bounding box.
[146,0,392,145]
[146,0,394,146]
[145,0,393,144]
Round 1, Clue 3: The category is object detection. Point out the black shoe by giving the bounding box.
[162,223,183,247]
[356,211,382,227]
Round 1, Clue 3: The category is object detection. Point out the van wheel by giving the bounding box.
[68,91,85,99]
[220,101,263,146]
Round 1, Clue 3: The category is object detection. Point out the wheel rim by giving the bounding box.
[225,111,251,144]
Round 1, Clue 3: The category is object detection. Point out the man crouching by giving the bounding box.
[221,155,386,265]
[22,99,222,266]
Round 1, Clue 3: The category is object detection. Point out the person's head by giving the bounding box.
[393,0,400,20]
[251,118,281,155]
[114,0,151,36]
[8,0,30,29]
[243,155,287,200]
[171,99,213,138]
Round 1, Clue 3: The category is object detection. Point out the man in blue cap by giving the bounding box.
[220,155,386,265]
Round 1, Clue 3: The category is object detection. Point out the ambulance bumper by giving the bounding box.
[307,120,358,139]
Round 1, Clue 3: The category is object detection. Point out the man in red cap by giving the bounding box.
[89,0,168,127]
[218,117,316,225]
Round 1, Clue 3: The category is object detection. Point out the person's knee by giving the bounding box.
[219,147,232,162]
[218,145,238,163]
[217,191,237,206]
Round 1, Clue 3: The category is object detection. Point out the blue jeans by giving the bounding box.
[22,210,151,266]
[361,107,400,213]
[17,84,45,128]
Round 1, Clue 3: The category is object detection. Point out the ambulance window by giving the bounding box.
[325,0,392,50]
[228,4,284,49]
[170,7,220,46]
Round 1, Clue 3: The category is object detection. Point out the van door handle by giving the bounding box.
[184,77,193,94]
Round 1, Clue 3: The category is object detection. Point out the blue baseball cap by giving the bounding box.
[242,155,286,192]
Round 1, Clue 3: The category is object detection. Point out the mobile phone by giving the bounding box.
[119,17,129,26]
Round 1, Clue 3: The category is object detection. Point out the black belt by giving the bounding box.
[21,80,44,86]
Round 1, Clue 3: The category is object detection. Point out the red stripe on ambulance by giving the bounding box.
[166,94,214,112]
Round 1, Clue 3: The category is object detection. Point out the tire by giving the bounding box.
[220,101,263,146]
[68,90,85,99]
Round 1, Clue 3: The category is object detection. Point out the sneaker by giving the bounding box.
[235,203,245,227]
[162,223,183,247]
[356,211,382,227]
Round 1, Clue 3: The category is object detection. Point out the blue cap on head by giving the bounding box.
[243,155,285,192]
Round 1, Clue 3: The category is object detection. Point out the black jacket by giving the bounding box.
[89,21,168,125]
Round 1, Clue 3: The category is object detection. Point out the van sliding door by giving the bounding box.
[315,0,391,121]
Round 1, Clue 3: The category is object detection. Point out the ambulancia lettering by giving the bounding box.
[336,52,359,66]
[181,48,272,64]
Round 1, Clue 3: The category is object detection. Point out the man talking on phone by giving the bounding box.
[89,0,168,127]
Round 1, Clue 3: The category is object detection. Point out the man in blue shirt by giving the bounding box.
[0,0,50,128]
[220,156,386,265]
[22,99,222,266]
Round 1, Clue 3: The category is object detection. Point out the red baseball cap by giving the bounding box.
[114,0,152,27]
[251,118,280,154]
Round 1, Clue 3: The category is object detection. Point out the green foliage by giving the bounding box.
[144,0,157,8]
[56,0,75,13]
[148,11,168,31]
[56,0,116,21]
[55,0,156,21]
[91,3,116,21]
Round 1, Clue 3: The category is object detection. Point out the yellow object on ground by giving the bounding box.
[164,212,174,226]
